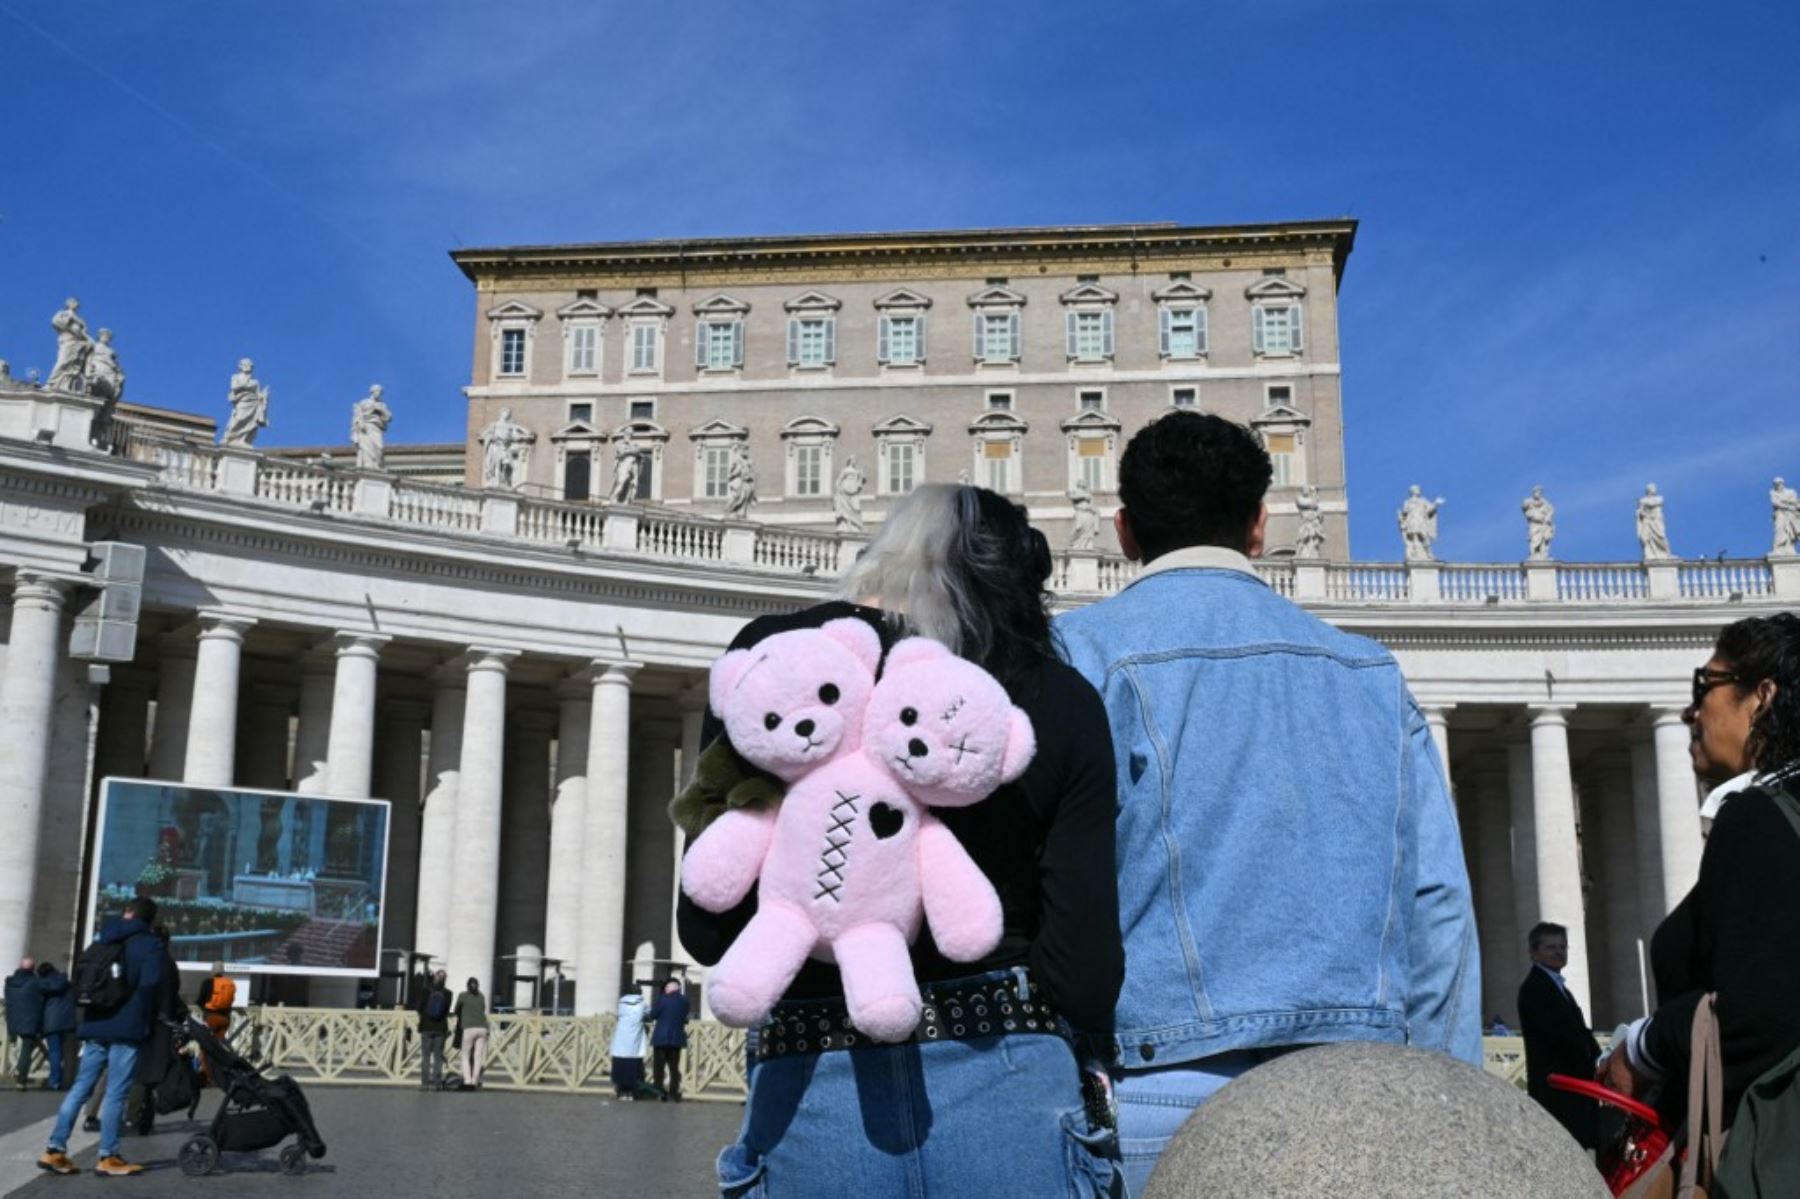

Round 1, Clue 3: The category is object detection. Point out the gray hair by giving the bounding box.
[838,484,970,654]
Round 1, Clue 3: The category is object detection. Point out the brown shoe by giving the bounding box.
[37,1150,79,1175]
[94,1156,144,1177]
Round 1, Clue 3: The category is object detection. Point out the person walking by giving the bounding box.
[416,969,451,1090]
[682,484,1125,1196]
[1057,412,1480,1194]
[127,925,188,1136]
[453,978,489,1090]
[610,990,650,1100]
[646,979,690,1102]
[6,957,46,1090]
[37,961,75,1090]
[38,896,164,1178]
[1517,922,1601,1148]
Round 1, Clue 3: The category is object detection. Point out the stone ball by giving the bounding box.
[1142,1042,1608,1199]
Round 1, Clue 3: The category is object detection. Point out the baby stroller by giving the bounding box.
[177,1016,328,1176]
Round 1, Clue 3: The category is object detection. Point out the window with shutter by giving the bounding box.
[569,325,598,374]
[1265,432,1297,486]
[631,323,659,372]
[786,318,800,365]
[500,328,526,376]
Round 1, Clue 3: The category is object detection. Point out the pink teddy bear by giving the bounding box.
[682,619,1035,1042]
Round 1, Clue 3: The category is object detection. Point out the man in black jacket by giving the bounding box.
[1518,921,1600,1148]
[416,970,451,1089]
[5,957,45,1090]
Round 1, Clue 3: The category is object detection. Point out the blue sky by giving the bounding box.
[3,1,1796,561]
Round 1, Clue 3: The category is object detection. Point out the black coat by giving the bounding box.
[4,969,45,1036]
[1518,964,1600,1149]
[133,946,189,1086]
[38,970,75,1034]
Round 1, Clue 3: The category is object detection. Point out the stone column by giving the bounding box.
[576,662,639,1015]
[183,610,255,786]
[1528,705,1591,1014]
[373,699,428,954]
[1421,705,1454,798]
[498,709,554,1010]
[625,725,678,994]
[1468,752,1520,1026]
[544,682,591,976]
[145,649,196,781]
[292,661,335,795]
[1652,708,1704,908]
[1592,752,1645,1024]
[324,632,390,799]
[1629,735,1668,932]
[0,574,70,969]
[413,678,465,964]
[0,574,71,969]
[447,647,516,997]
[1506,737,1539,958]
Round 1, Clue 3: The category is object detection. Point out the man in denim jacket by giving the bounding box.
[1058,413,1481,1193]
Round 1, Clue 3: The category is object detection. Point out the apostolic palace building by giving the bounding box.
[1,220,1795,1032]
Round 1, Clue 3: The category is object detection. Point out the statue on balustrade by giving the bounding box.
[609,431,647,504]
[724,442,758,519]
[1636,483,1673,561]
[834,455,867,533]
[84,329,125,404]
[46,297,92,394]
[1294,484,1325,560]
[1522,485,1556,561]
[350,385,391,471]
[221,358,270,447]
[1067,484,1101,551]
[1397,485,1444,562]
[1772,477,1800,557]
[478,407,533,490]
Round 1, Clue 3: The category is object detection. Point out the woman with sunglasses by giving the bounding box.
[1598,612,1800,1138]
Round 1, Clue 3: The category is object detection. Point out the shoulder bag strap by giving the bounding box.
[1677,993,1726,1198]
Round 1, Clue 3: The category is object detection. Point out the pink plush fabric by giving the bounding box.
[683,627,1035,1042]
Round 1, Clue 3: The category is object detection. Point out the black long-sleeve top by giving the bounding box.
[1643,784,1800,1127]
[677,601,1125,1035]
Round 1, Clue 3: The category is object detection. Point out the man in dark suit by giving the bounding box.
[1518,921,1601,1148]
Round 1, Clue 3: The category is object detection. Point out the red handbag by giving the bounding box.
[1549,1074,1674,1196]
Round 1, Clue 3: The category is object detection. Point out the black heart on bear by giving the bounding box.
[869,802,904,840]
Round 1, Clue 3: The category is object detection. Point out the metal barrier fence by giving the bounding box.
[3,1002,1537,1101]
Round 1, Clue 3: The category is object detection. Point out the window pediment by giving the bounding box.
[693,293,751,316]
[874,287,934,311]
[555,298,611,320]
[1245,276,1306,300]
[612,418,669,443]
[1152,280,1213,302]
[783,290,842,313]
[551,420,604,442]
[1251,404,1311,427]
[486,299,544,322]
[967,285,1027,309]
[969,410,1028,435]
[688,418,749,441]
[1059,409,1123,434]
[1058,282,1119,306]
[617,296,674,318]
[872,414,933,437]
[780,415,840,440]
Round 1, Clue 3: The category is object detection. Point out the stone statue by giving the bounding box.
[0,360,10,384]
[609,432,646,504]
[1771,476,1800,556]
[46,297,92,394]
[1294,484,1325,560]
[1397,485,1444,562]
[723,442,758,519]
[84,329,124,403]
[221,358,270,447]
[1067,485,1101,551]
[1636,483,1672,561]
[833,455,867,533]
[1522,485,1556,561]
[350,385,392,471]
[478,407,534,490]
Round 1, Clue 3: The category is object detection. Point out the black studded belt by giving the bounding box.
[754,969,1066,1062]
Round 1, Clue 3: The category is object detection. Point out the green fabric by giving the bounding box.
[453,990,488,1030]
[1716,782,1800,1199]
[667,738,784,839]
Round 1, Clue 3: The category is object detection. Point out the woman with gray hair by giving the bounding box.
[678,483,1125,1197]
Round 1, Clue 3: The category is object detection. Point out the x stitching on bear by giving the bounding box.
[814,790,860,902]
[939,697,965,722]
[950,735,980,765]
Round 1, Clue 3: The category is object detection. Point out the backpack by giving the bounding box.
[150,1045,199,1115]
[205,976,237,1012]
[71,936,135,1013]
[425,989,449,1021]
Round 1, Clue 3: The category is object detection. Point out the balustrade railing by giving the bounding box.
[517,495,606,547]
[754,526,840,573]
[390,479,483,532]
[1679,560,1774,599]
[637,512,725,562]
[256,461,354,512]
[1256,561,1296,598]
[1096,555,1140,592]
[1326,564,1410,601]
[1557,564,1649,601]
[1439,565,1527,602]
[119,428,221,490]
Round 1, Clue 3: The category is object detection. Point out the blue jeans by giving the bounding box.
[1116,1050,1292,1196]
[718,1027,1119,1196]
[45,1033,65,1088]
[50,1040,139,1158]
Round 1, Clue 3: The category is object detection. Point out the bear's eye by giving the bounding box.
[763,712,782,731]
[900,707,918,726]
[818,683,840,705]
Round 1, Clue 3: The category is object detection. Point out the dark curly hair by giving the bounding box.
[1117,411,1272,560]
[1713,612,1800,774]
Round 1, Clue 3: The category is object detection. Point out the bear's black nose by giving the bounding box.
[795,719,816,739]
[908,738,928,758]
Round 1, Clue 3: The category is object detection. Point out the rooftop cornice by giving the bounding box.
[450,219,1359,285]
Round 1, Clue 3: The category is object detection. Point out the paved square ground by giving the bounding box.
[0,1085,744,1197]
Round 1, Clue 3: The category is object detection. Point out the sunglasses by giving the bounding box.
[1691,667,1740,707]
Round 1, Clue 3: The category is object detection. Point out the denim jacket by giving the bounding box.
[1057,549,1482,1070]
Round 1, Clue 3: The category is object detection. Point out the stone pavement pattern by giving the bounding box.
[1144,1042,1609,1199]
[0,1085,743,1197]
